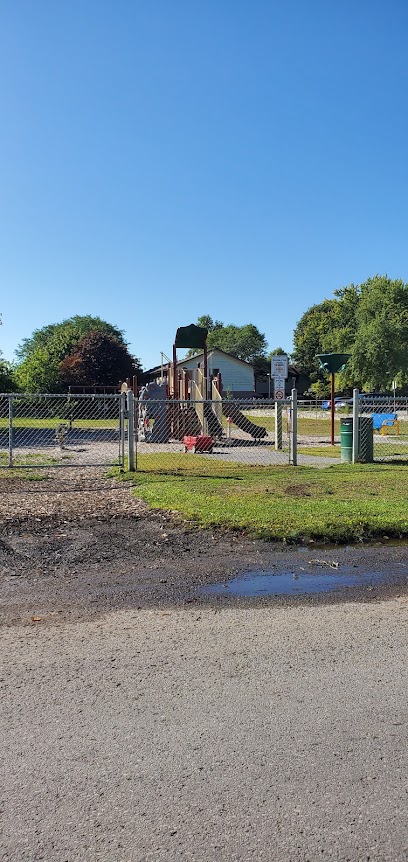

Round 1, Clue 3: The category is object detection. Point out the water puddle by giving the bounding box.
[202,567,402,598]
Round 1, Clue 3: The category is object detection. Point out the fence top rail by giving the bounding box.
[138,397,292,404]
[0,392,122,399]
[360,395,408,402]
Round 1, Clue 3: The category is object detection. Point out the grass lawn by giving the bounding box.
[242,412,408,438]
[0,463,48,480]
[298,445,341,458]
[113,455,408,543]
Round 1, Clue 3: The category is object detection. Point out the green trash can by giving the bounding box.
[359,416,374,463]
[340,417,353,463]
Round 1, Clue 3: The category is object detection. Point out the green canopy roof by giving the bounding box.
[175,324,208,349]
[316,353,351,374]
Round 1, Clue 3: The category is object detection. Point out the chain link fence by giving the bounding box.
[359,395,408,462]
[0,393,125,468]
[133,397,296,469]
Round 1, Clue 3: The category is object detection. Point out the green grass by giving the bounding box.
[112,455,408,543]
[0,450,63,468]
[0,465,48,481]
[298,445,340,458]
[240,411,339,436]
[241,412,408,438]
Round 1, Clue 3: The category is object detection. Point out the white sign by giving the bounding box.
[273,376,286,393]
[271,355,288,378]
[275,389,284,400]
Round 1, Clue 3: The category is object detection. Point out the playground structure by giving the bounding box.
[137,324,267,445]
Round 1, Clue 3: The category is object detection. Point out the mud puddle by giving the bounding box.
[202,567,406,598]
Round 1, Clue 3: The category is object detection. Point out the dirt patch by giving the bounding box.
[284,484,312,497]
[0,468,407,626]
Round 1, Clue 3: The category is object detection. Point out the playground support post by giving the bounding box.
[290,388,297,465]
[172,344,177,396]
[127,390,135,471]
[203,341,208,399]
[331,372,335,446]
[352,388,359,463]
[275,401,283,451]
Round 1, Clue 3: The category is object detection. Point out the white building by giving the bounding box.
[144,348,255,398]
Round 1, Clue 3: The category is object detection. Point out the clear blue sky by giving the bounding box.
[1,0,407,370]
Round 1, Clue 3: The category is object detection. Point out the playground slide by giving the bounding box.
[190,379,223,437]
[221,402,267,439]
[203,402,223,437]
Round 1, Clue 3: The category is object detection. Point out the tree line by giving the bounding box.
[1,274,407,393]
[1,315,141,393]
[293,274,408,394]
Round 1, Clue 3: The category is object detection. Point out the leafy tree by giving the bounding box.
[15,315,125,362]
[14,315,140,392]
[292,298,343,386]
[352,276,408,389]
[196,315,223,332]
[0,358,17,392]
[59,331,138,387]
[292,275,408,391]
[188,316,267,365]
[268,346,288,358]
[0,315,18,391]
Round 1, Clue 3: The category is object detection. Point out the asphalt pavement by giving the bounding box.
[1,599,408,861]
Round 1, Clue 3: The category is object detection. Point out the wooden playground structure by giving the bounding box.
[161,324,267,443]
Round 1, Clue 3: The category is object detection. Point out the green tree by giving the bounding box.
[59,331,138,387]
[352,276,408,389]
[196,315,223,332]
[0,315,18,391]
[268,346,288,358]
[292,275,408,391]
[188,316,267,365]
[14,315,140,392]
[292,298,343,386]
[0,358,17,392]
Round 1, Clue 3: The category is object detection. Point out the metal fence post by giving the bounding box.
[352,388,359,463]
[134,397,138,471]
[8,395,13,467]
[120,392,126,468]
[127,390,135,471]
[291,389,297,466]
[274,401,282,451]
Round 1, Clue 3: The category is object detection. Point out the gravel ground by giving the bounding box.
[1,468,408,861]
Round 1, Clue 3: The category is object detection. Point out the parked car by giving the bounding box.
[322,396,353,410]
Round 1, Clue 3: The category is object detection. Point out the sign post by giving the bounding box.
[392,379,397,412]
[271,355,289,401]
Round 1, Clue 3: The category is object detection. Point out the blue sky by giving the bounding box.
[1,0,407,370]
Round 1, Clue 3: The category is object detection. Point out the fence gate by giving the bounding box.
[0,393,126,469]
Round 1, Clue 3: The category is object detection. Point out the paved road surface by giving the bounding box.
[2,599,408,861]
